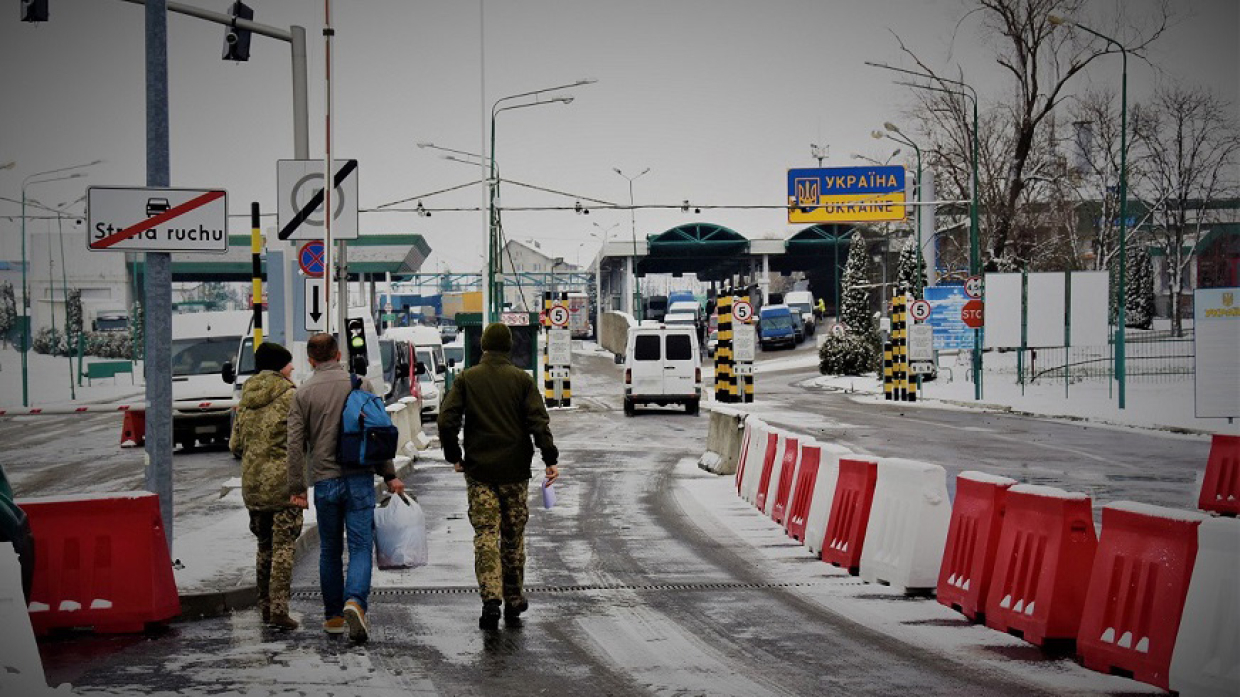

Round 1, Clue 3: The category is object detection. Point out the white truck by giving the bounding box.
[171,310,251,451]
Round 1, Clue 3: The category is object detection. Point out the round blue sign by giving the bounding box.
[299,240,325,277]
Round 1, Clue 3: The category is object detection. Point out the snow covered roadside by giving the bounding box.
[0,346,144,408]
[670,456,1162,696]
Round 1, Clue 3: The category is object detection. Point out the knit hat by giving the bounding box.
[480,322,513,353]
[254,342,293,373]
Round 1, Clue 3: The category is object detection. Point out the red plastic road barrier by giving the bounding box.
[735,419,755,495]
[938,471,1017,622]
[19,492,180,635]
[1198,433,1239,515]
[753,431,781,512]
[771,437,800,525]
[786,444,822,543]
[985,484,1097,647]
[1078,502,1206,690]
[120,409,146,448]
[820,457,878,575]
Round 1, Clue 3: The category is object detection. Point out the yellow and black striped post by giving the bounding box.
[883,301,894,401]
[893,294,907,401]
[542,291,554,405]
[715,289,735,402]
[558,291,571,407]
[250,202,263,349]
[739,285,754,403]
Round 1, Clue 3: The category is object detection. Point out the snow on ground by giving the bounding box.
[670,456,1163,696]
[0,346,145,408]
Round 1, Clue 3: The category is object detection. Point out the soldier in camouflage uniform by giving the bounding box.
[439,323,559,630]
[230,342,302,630]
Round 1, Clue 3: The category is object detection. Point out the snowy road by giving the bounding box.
[17,346,1197,695]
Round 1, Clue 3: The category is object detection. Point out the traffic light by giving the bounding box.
[345,318,367,375]
[222,1,253,62]
[20,0,49,22]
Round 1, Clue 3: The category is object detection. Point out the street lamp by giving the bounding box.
[875,122,924,297]
[488,79,596,322]
[851,149,901,166]
[614,167,650,321]
[810,143,829,167]
[866,61,981,400]
[21,161,100,406]
[1049,14,1130,410]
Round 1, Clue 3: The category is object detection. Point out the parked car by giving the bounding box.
[758,304,797,350]
[622,324,702,416]
[707,328,718,357]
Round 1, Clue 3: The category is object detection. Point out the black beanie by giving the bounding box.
[480,322,513,353]
[254,342,293,373]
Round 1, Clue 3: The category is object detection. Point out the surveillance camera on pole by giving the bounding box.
[20,0,49,22]
[222,1,254,62]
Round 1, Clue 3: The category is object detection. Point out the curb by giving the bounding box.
[174,458,419,622]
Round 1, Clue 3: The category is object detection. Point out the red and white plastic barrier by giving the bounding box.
[786,440,822,543]
[733,416,757,495]
[1170,516,1240,696]
[820,456,879,575]
[20,492,180,635]
[937,471,1017,622]
[1198,433,1239,516]
[985,484,1098,647]
[738,419,771,505]
[803,443,851,556]
[858,458,951,593]
[752,427,784,511]
[0,400,237,417]
[768,435,801,523]
[1077,502,1207,690]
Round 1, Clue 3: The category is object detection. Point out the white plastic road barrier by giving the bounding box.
[398,396,431,451]
[1170,516,1240,697]
[803,442,852,556]
[859,457,951,593]
[386,402,412,456]
[739,419,771,506]
[0,544,45,687]
[767,433,802,521]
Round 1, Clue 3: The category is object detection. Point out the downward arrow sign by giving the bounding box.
[310,285,322,322]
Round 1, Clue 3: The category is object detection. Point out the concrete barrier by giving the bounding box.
[804,443,852,556]
[1170,516,1240,696]
[386,402,413,456]
[858,458,951,593]
[398,396,431,452]
[699,406,746,475]
[739,420,773,506]
[0,544,44,687]
[600,311,636,357]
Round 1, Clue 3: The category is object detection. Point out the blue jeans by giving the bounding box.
[315,474,375,618]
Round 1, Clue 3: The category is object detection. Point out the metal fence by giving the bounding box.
[1022,329,1195,384]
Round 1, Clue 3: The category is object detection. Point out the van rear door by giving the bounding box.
[631,332,664,396]
[663,331,697,396]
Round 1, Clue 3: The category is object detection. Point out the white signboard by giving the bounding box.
[1194,287,1240,418]
[1068,271,1109,346]
[909,324,934,361]
[547,328,571,366]
[88,186,228,253]
[733,323,756,362]
[1027,272,1067,348]
[501,312,529,326]
[278,159,359,240]
[304,277,326,332]
[984,273,1022,348]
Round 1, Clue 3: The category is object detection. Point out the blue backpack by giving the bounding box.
[338,374,400,467]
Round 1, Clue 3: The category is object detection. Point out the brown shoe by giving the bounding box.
[323,616,346,634]
[267,613,299,631]
[343,600,369,643]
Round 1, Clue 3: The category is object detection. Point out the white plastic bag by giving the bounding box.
[542,480,556,509]
[373,493,428,570]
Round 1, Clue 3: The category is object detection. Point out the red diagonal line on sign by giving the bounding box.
[92,190,225,250]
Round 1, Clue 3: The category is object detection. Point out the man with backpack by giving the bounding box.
[438,322,559,630]
[288,332,405,644]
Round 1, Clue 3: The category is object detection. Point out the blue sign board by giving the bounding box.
[298,240,325,277]
[786,165,907,224]
[925,285,975,350]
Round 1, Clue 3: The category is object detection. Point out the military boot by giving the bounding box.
[479,599,501,630]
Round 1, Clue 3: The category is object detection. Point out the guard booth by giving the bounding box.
[456,312,541,374]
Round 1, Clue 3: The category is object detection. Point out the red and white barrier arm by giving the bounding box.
[0,400,238,416]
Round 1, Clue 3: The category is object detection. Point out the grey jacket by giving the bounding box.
[287,360,396,495]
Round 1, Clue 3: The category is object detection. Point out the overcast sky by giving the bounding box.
[1,0,1236,275]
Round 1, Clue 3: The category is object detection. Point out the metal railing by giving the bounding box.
[1023,329,1195,384]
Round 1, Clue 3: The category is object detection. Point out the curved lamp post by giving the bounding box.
[613,167,650,320]
[1049,14,1129,410]
[875,122,924,297]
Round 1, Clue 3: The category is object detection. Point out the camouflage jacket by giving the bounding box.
[230,370,297,511]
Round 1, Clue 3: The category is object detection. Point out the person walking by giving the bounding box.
[438,322,559,630]
[230,342,301,630]
[288,332,405,643]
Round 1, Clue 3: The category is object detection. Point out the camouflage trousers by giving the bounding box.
[465,476,530,604]
[249,507,304,616]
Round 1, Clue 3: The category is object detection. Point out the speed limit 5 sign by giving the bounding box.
[733,301,754,323]
[548,304,570,327]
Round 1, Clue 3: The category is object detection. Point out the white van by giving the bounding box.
[623,324,702,416]
[382,325,446,419]
[172,310,252,451]
[783,290,816,336]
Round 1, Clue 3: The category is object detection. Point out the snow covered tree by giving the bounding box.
[66,289,83,349]
[818,331,879,376]
[1126,245,1155,330]
[895,236,927,298]
[839,231,874,335]
[129,301,144,360]
[0,282,15,347]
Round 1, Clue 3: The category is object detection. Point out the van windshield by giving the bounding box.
[171,337,238,376]
[763,315,794,331]
[787,302,812,315]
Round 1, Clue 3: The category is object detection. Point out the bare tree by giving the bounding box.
[1131,84,1240,336]
[891,0,1169,269]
